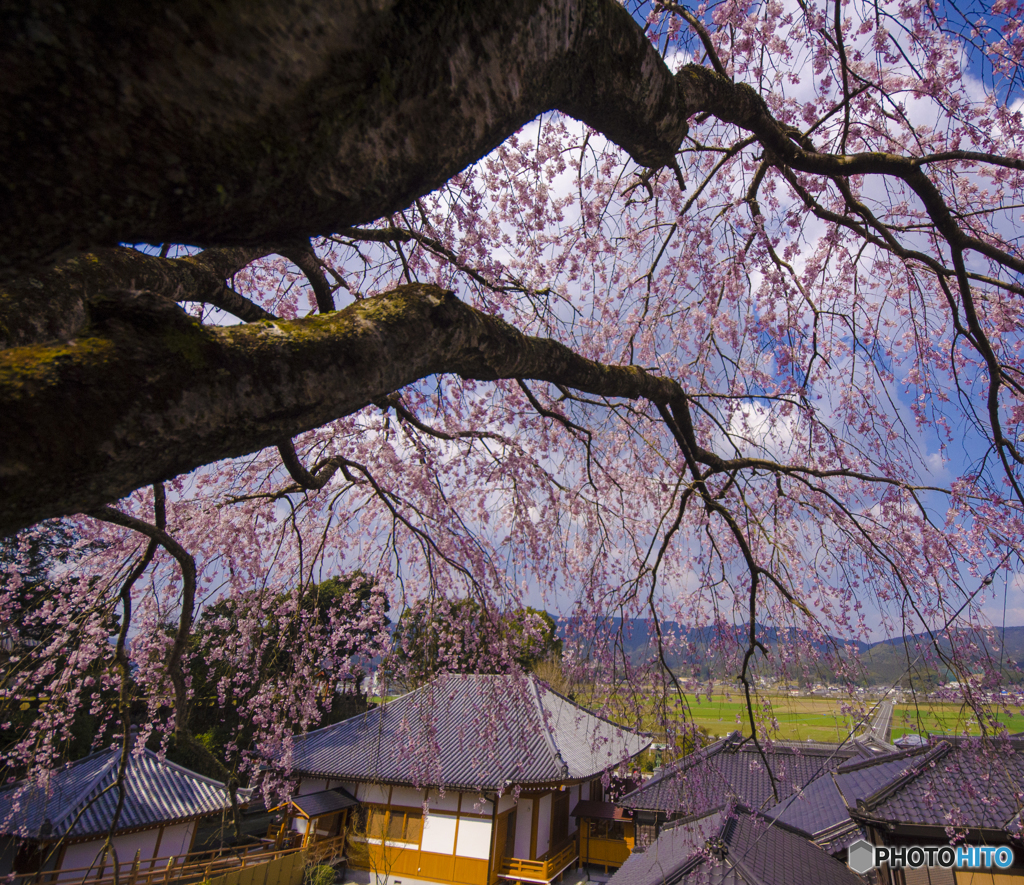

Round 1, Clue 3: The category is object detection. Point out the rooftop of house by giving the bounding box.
[764,745,932,853]
[608,806,863,885]
[617,733,858,817]
[851,735,1024,836]
[0,745,247,841]
[285,673,650,791]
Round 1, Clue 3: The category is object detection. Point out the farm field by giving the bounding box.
[674,692,1023,741]
[377,684,1021,743]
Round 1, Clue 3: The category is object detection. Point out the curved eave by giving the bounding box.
[290,736,651,794]
[5,806,244,845]
[289,770,630,795]
[851,811,1018,843]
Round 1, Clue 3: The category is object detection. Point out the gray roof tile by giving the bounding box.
[766,746,930,841]
[608,812,725,885]
[619,736,855,817]
[721,810,863,884]
[765,774,847,836]
[608,807,863,885]
[854,737,1024,832]
[286,674,649,790]
[0,746,245,840]
[290,787,359,818]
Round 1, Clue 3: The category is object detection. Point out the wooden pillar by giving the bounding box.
[151,826,164,870]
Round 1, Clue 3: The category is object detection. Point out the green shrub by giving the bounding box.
[305,864,336,885]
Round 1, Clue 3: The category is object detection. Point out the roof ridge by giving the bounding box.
[138,746,244,793]
[538,679,648,737]
[855,740,951,813]
[615,738,737,810]
[813,817,861,843]
[687,737,731,766]
[528,675,570,779]
[835,744,929,773]
[737,741,850,758]
[296,676,426,738]
[728,803,818,840]
[51,748,121,834]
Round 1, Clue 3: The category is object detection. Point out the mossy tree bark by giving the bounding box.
[0,283,690,536]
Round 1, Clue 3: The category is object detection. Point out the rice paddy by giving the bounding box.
[674,692,1022,741]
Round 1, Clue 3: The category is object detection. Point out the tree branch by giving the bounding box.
[90,497,196,733]
[0,246,273,349]
[2,282,929,535]
[277,241,336,314]
[1,283,686,532]
[2,0,690,277]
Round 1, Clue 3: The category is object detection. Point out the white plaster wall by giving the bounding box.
[535,795,551,858]
[513,799,532,859]
[426,790,460,813]
[60,840,107,878]
[156,822,194,860]
[60,829,159,880]
[455,818,491,860]
[497,794,515,814]
[298,778,328,795]
[358,784,390,805]
[390,786,424,808]
[462,795,492,816]
[420,813,458,855]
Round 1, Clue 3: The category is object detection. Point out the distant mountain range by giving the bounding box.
[557,618,1024,687]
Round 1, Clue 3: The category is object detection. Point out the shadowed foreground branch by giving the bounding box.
[0,284,684,535]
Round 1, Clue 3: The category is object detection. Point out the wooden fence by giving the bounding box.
[205,850,306,885]
[11,835,346,885]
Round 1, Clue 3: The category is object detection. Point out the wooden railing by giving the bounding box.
[11,835,347,885]
[306,835,347,866]
[498,841,579,883]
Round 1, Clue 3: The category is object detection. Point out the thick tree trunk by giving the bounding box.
[1,0,688,277]
[0,284,682,536]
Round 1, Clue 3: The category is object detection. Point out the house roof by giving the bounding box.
[571,800,633,821]
[608,807,862,885]
[0,745,247,840]
[851,736,1024,834]
[289,787,359,818]
[764,745,931,853]
[286,673,650,791]
[606,812,725,885]
[618,734,856,818]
